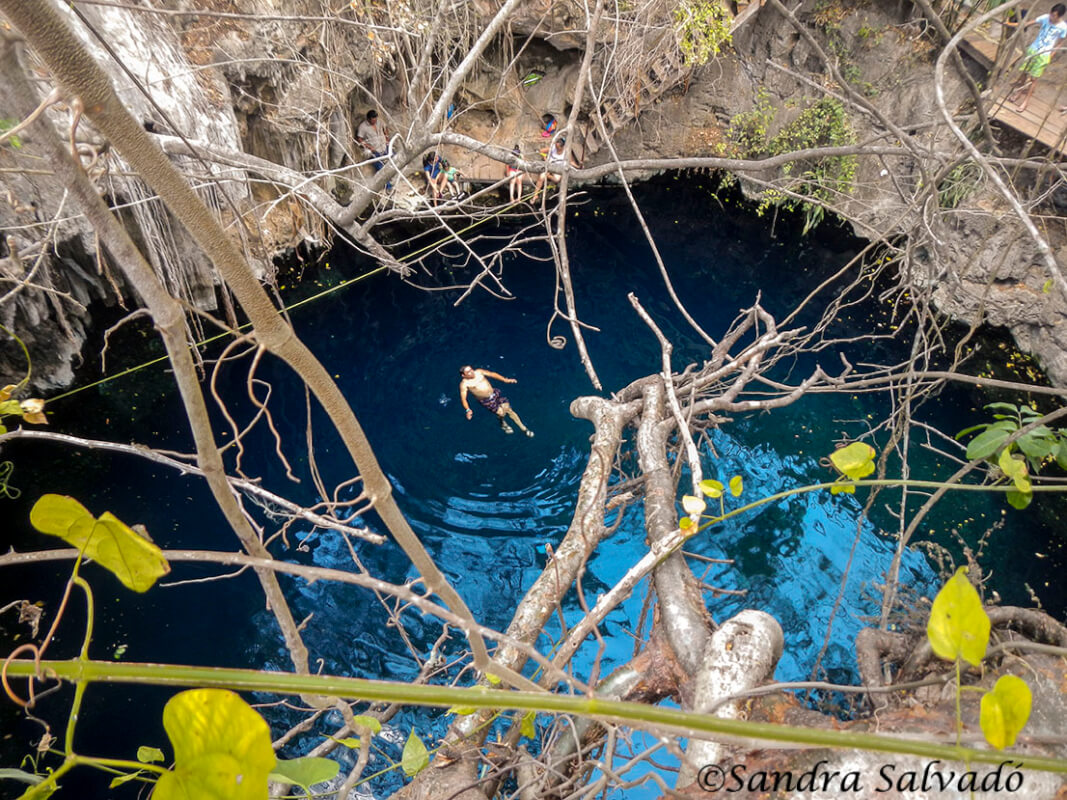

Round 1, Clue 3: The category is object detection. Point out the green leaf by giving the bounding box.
[109,771,143,788]
[681,494,706,515]
[0,769,43,785]
[137,746,165,764]
[998,449,1031,494]
[679,517,693,530]
[829,442,876,480]
[965,427,1011,461]
[447,706,477,716]
[520,711,536,739]
[484,673,502,686]
[1006,489,1033,510]
[332,737,362,749]
[152,689,276,800]
[1016,432,1055,461]
[29,495,170,592]
[980,675,1032,750]
[351,715,381,734]
[955,423,990,440]
[401,729,429,778]
[0,399,22,416]
[1043,277,1054,293]
[729,475,743,497]
[269,757,339,792]
[699,479,723,498]
[984,402,1021,414]
[1057,439,1067,471]
[926,567,990,667]
[829,482,855,495]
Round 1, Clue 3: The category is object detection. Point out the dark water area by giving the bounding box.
[1,175,1065,798]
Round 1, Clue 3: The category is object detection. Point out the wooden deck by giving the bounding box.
[961,9,1067,153]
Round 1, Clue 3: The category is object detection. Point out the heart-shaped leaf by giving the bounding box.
[401,729,429,778]
[269,757,339,793]
[980,675,1032,750]
[829,442,876,480]
[30,495,169,592]
[927,567,990,667]
[152,689,276,800]
[520,711,537,739]
[729,475,743,497]
[350,715,381,735]
[699,479,723,498]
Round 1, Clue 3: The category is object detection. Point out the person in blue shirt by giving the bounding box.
[423,153,449,203]
[1007,4,1067,111]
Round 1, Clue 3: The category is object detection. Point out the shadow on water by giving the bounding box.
[2,175,1065,798]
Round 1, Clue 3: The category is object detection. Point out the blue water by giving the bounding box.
[2,177,1064,798]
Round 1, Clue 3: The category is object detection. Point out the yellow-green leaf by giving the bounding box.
[830,482,855,495]
[699,479,723,498]
[980,675,1032,750]
[0,399,21,416]
[0,384,16,402]
[332,737,362,749]
[926,567,990,666]
[729,475,743,497]
[137,746,164,764]
[153,689,276,800]
[401,729,429,778]
[520,711,536,739]
[29,495,169,592]
[998,448,1031,494]
[681,494,706,516]
[484,672,502,686]
[351,715,381,734]
[447,706,477,716]
[109,771,143,788]
[269,757,339,792]
[829,442,876,480]
[679,517,693,530]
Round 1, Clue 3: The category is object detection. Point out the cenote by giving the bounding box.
[2,175,1065,798]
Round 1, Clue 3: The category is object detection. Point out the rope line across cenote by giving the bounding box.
[46,196,529,403]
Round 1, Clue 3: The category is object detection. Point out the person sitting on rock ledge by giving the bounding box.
[532,136,581,201]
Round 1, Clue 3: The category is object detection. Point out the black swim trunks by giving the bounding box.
[478,388,508,413]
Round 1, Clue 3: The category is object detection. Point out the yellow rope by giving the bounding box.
[47,194,530,402]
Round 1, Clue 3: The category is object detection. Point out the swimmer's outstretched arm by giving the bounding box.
[460,384,473,419]
[481,369,516,383]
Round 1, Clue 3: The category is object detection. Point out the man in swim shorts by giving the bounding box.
[459,365,534,437]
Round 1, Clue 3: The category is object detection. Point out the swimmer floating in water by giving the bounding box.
[459,365,534,437]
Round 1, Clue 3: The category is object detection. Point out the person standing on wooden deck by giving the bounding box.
[1007,4,1067,112]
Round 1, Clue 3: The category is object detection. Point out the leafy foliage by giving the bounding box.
[153,689,276,800]
[955,402,1067,509]
[980,675,1032,750]
[29,495,170,592]
[927,566,990,667]
[269,757,340,795]
[0,384,47,433]
[727,95,857,234]
[401,729,429,778]
[828,441,875,494]
[673,0,732,66]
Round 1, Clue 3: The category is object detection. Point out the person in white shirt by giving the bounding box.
[1006,4,1067,112]
[355,109,389,172]
[532,137,581,201]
